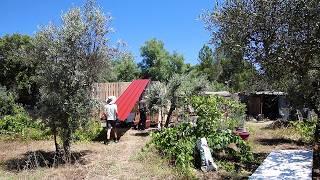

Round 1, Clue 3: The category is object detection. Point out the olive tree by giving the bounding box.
[34,0,112,158]
[146,73,209,128]
[144,81,168,129]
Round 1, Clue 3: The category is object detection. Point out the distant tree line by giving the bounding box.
[1,32,250,106]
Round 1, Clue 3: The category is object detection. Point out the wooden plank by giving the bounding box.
[92,82,131,103]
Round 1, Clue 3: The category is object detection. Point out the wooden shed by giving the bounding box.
[239,91,289,120]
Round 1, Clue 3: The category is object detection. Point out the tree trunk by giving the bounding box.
[165,103,175,127]
[312,109,320,178]
[158,108,163,130]
[62,120,71,162]
[53,124,60,153]
[63,132,71,162]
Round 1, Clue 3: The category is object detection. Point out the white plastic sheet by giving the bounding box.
[196,137,218,172]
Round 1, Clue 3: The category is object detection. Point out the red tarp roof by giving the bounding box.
[115,79,150,121]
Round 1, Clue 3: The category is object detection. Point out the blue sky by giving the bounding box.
[0,0,215,64]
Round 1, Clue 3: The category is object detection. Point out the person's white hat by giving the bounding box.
[106,96,117,104]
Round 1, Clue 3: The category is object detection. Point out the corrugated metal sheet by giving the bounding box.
[115,79,150,121]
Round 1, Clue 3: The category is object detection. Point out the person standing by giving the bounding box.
[138,99,147,130]
[105,96,118,144]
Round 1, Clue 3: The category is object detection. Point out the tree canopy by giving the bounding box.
[197,44,220,82]
[139,38,186,82]
[0,34,39,106]
[99,52,141,82]
[113,53,141,82]
[195,44,256,92]
[145,73,209,128]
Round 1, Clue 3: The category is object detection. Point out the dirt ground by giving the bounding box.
[0,128,179,180]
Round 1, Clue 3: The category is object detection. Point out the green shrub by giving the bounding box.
[191,96,246,132]
[151,123,195,170]
[292,117,317,143]
[217,160,235,172]
[150,96,253,172]
[207,130,253,163]
[151,124,253,172]
[22,127,50,140]
[0,87,17,117]
[74,120,103,141]
[0,88,49,140]
[0,114,28,133]
[0,114,49,140]
[0,104,49,140]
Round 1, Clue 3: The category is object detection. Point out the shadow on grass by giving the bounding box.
[257,138,306,146]
[134,131,150,137]
[211,152,269,179]
[217,152,269,179]
[93,126,131,142]
[4,150,92,172]
[133,128,159,137]
[117,127,131,139]
[244,152,269,173]
[263,120,292,129]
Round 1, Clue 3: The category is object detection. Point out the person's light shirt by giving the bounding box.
[105,103,117,121]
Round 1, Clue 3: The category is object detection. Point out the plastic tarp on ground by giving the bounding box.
[249,150,312,180]
[115,79,150,121]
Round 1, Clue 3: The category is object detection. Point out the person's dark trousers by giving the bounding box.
[139,109,146,130]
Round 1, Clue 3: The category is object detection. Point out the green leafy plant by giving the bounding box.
[0,105,49,140]
[150,96,253,172]
[191,96,246,132]
[207,130,253,163]
[292,117,317,143]
[0,87,17,117]
[151,123,196,174]
[73,120,103,141]
[217,160,235,172]
[22,127,51,140]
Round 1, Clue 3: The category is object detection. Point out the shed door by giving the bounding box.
[248,96,262,117]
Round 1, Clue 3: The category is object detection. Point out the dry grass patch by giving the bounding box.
[0,128,185,180]
[246,121,309,154]
[0,122,311,180]
[130,146,189,180]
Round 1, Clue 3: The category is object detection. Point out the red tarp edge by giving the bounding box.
[115,79,150,121]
